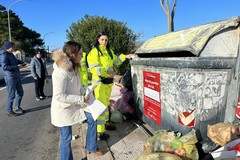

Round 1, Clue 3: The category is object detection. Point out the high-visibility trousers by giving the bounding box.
[94,83,113,133]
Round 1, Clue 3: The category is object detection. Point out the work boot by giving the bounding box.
[105,121,116,130]
[98,133,110,141]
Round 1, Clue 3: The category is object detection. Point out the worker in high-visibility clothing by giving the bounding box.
[79,52,88,87]
[87,32,135,140]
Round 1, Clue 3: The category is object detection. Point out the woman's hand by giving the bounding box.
[84,95,90,103]
[107,68,117,77]
[107,70,117,77]
[125,54,135,59]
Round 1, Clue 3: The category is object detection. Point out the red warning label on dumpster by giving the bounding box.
[143,71,161,125]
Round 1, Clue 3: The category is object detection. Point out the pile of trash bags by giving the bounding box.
[110,69,136,123]
[136,129,199,160]
[135,122,240,160]
[204,122,240,160]
[136,152,183,160]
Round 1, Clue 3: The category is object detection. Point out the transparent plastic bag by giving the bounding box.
[135,152,183,160]
[144,129,199,160]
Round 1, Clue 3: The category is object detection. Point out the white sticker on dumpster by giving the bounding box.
[144,87,160,102]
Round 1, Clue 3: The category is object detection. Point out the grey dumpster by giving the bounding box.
[131,16,240,140]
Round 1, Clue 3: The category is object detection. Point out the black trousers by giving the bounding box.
[34,77,45,98]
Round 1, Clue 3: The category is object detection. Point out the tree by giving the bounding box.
[66,15,141,75]
[17,26,43,56]
[160,0,177,32]
[0,5,43,55]
[0,5,11,45]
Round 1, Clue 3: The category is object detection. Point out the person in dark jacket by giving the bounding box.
[0,41,26,116]
[30,51,48,101]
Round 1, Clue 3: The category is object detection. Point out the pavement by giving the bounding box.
[71,119,155,160]
[69,82,155,160]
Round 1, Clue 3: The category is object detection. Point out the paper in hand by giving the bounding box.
[86,85,106,120]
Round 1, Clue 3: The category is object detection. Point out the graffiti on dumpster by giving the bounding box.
[143,71,161,124]
[161,71,228,122]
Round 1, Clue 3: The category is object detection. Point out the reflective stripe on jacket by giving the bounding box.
[79,52,88,87]
[87,46,126,84]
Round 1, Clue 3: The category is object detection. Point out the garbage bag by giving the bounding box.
[144,129,199,160]
[179,129,199,160]
[210,138,240,160]
[112,87,136,119]
[121,69,132,90]
[135,152,183,160]
[207,122,240,146]
[118,90,135,114]
[110,83,123,101]
[110,110,125,123]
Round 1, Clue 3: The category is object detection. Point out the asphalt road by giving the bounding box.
[0,64,59,160]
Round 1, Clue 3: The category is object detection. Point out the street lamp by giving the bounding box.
[8,0,24,41]
[43,32,54,43]
[42,32,54,60]
[43,32,54,51]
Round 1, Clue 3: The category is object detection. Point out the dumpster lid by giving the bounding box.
[135,16,240,56]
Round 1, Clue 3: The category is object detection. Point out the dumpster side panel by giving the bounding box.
[131,63,232,139]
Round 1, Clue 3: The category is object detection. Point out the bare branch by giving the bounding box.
[160,0,177,32]
[171,0,177,17]
[165,0,170,14]
[160,0,169,16]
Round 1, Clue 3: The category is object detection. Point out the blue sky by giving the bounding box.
[1,0,239,51]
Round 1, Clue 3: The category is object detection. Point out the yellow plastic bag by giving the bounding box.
[135,152,183,160]
[144,129,199,160]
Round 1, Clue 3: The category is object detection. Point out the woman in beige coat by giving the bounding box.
[51,41,102,160]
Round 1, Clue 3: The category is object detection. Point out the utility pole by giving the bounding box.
[8,0,24,41]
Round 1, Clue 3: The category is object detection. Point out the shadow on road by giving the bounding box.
[24,105,50,113]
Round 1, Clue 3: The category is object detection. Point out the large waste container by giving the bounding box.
[131,16,240,140]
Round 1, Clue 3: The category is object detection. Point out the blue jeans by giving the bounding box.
[5,77,24,113]
[59,126,73,160]
[85,112,98,152]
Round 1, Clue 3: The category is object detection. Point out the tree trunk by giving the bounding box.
[168,15,172,32]
[160,0,177,32]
